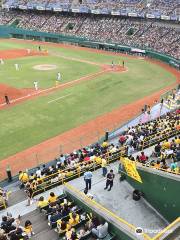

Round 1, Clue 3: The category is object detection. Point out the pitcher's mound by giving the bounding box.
[33,64,57,71]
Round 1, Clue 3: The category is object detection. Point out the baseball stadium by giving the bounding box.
[0,0,179,239]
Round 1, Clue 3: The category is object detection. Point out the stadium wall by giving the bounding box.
[0,25,179,69]
[64,184,146,240]
[124,166,180,223]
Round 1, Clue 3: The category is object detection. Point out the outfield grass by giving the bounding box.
[0,40,177,160]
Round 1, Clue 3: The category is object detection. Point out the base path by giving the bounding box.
[0,48,47,60]
[0,45,125,108]
[0,39,179,179]
[0,48,48,104]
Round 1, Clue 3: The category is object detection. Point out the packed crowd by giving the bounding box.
[3,0,179,16]
[16,108,180,203]
[145,0,179,16]
[149,136,180,172]
[18,140,121,197]
[0,10,179,59]
[36,192,110,239]
[0,214,34,240]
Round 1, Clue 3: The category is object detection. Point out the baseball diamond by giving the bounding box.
[0,2,179,240]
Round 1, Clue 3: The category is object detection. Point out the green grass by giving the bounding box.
[0,40,176,160]
[0,56,100,88]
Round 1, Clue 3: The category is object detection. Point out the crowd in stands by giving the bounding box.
[144,0,179,16]
[18,140,120,196]
[0,213,34,240]
[0,9,179,59]
[17,108,180,201]
[36,192,109,239]
[3,0,179,17]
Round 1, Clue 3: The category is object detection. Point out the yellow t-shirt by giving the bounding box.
[175,138,180,145]
[68,213,80,226]
[48,195,57,203]
[38,200,48,208]
[19,172,29,183]
[24,225,32,234]
[102,141,108,148]
[95,156,102,165]
[101,158,107,168]
[162,141,170,149]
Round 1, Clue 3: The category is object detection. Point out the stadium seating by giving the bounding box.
[17,109,179,196]
[38,192,116,239]
[0,9,179,59]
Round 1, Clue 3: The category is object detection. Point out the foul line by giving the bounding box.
[48,93,72,104]
[0,69,107,108]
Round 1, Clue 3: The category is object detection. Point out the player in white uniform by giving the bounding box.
[15,63,19,71]
[56,72,61,87]
[57,72,61,81]
[34,81,38,91]
[0,59,4,64]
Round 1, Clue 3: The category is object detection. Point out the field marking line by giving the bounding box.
[0,69,107,108]
[50,51,103,67]
[48,93,72,104]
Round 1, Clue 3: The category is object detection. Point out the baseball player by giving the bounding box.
[0,59,4,65]
[111,60,114,69]
[33,81,38,91]
[15,63,19,71]
[56,72,61,87]
[57,72,61,81]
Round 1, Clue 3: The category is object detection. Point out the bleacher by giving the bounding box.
[38,192,115,240]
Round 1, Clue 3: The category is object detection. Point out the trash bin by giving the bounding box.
[133,189,141,201]
[6,166,12,182]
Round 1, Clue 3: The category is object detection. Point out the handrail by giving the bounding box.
[31,152,120,196]
[152,217,180,240]
[31,131,180,195]
[65,183,180,240]
[32,146,125,183]
[64,183,152,240]
[34,126,178,185]
[141,164,180,176]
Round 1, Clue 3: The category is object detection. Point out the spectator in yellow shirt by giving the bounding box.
[68,212,80,226]
[101,157,107,177]
[102,141,108,148]
[95,155,102,165]
[24,220,34,238]
[162,140,171,149]
[37,196,48,208]
[175,136,180,145]
[19,171,29,188]
[48,192,57,203]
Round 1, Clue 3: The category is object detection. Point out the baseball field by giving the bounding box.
[0,39,179,177]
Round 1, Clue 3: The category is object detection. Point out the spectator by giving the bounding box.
[92,220,108,239]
